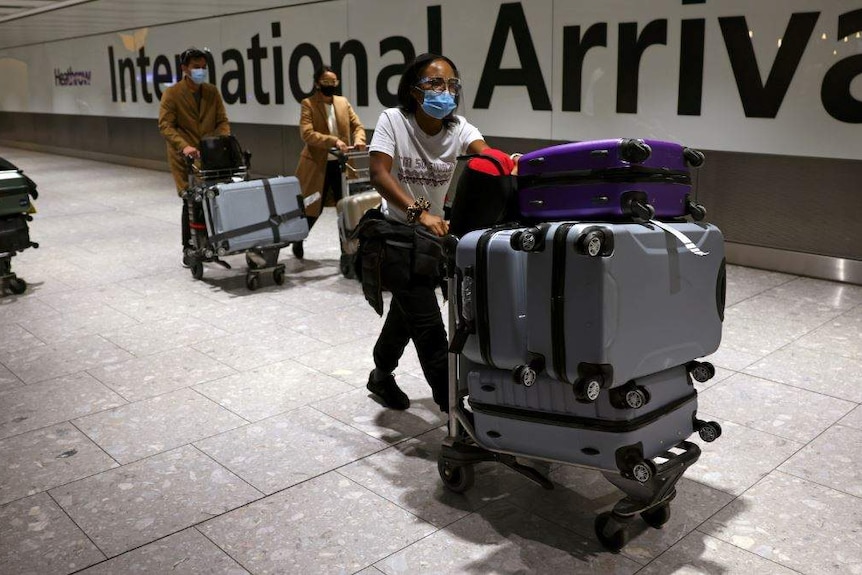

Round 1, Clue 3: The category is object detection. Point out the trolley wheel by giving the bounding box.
[689,361,715,383]
[437,458,475,494]
[190,262,204,280]
[339,254,356,279]
[272,267,286,286]
[641,503,671,529]
[581,230,605,257]
[697,420,722,443]
[245,273,261,291]
[689,203,707,221]
[624,387,649,409]
[631,460,655,484]
[513,364,537,387]
[594,512,630,552]
[574,375,603,403]
[7,277,26,295]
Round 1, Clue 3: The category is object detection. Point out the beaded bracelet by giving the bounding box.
[406,196,432,224]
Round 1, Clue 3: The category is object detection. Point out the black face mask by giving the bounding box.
[319,85,337,97]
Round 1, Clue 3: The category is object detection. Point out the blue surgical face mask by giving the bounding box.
[189,68,207,85]
[420,90,457,119]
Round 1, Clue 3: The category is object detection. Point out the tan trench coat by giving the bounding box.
[158,80,230,193]
[295,92,366,218]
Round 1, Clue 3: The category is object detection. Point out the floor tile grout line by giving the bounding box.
[193,525,257,575]
[67,418,123,467]
[0,426,121,509]
[189,444,267,499]
[45,489,110,564]
[772,450,862,502]
[708,362,862,408]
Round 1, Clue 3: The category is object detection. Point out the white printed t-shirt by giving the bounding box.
[368,107,483,223]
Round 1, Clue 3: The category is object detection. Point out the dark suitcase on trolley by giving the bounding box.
[204,176,309,254]
[454,227,530,370]
[0,166,38,217]
[516,139,706,221]
[466,364,698,477]
[515,221,725,395]
[0,215,33,253]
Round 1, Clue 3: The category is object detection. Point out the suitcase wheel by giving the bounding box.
[510,228,542,252]
[687,201,707,221]
[620,138,652,164]
[695,419,722,443]
[273,267,286,286]
[641,502,671,529]
[513,365,537,387]
[624,387,650,409]
[339,254,356,279]
[683,147,706,168]
[574,376,602,403]
[438,458,475,493]
[688,361,716,383]
[631,460,655,483]
[190,261,204,281]
[578,230,605,257]
[594,512,631,552]
[631,200,656,223]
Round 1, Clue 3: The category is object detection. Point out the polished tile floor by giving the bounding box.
[1,146,861,574]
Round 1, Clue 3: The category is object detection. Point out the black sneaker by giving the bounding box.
[367,370,410,410]
[292,241,304,260]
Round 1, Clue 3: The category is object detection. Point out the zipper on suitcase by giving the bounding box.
[551,223,575,383]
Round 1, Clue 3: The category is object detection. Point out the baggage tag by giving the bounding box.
[303,192,321,207]
[649,219,709,257]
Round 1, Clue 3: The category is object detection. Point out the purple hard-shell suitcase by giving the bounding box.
[517,139,706,221]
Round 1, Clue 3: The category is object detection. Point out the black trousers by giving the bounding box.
[373,277,449,412]
[306,159,344,233]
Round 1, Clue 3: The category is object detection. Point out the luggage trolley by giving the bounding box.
[182,136,305,290]
[331,148,380,279]
[0,163,40,296]
[436,239,719,552]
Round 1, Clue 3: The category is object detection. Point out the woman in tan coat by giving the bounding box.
[157,47,230,264]
[293,66,366,259]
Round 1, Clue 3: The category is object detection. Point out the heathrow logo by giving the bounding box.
[54,67,92,86]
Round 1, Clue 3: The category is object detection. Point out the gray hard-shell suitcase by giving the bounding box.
[467,364,698,477]
[516,221,725,396]
[204,176,309,254]
[454,227,530,370]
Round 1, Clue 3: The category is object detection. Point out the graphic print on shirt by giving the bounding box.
[398,155,455,187]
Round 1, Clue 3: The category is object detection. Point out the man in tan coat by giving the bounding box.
[294,66,365,259]
[158,47,230,263]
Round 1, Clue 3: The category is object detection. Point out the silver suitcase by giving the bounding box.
[454,227,530,370]
[517,221,725,395]
[205,176,309,254]
[467,364,698,476]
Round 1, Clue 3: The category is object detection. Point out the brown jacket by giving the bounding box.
[295,92,366,217]
[158,80,230,193]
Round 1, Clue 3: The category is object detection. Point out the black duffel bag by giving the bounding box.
[353,208,443,316]
[199,134,244,171]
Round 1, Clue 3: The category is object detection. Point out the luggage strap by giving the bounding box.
[208,179,303,245]
[648,220,709,257]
